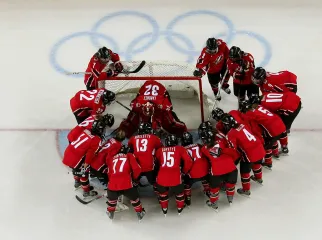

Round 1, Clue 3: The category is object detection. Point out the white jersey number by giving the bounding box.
[71,133,89,148]
[265,93,283,103]
[80,90,98,101]
[144,84,159,96]
[258,106,274,116]
[136,139,148,152]
[243,129,256,142]
[187,147,201,161]
[162,152,175,167]
[112,157,127,174]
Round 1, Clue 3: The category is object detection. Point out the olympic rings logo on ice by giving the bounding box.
[49,10,272,78]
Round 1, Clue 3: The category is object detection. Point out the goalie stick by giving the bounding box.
[65,60,146,76]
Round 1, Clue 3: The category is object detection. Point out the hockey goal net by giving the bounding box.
[98,61,212,129]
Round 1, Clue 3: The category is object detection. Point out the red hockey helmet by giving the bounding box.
[142,102,154,117]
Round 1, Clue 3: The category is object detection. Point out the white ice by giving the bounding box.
[1,0,322,239]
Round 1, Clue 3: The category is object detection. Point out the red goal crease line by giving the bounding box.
[0,128,320,132]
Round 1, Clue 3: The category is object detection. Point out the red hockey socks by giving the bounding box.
[241,172,251,191]
[80,175,90,192]
[209,187,220,203]
[272,142,279,156]
[107,199,117,212]
[184,184,192,199]
[73,175,80,182]
[265,149,273,165]
[130,198,143,213]
[225,182,235,198]
[252,163,262,180]
[202,180,210,193]
[159,191,169,209]
[279,134,288,147]
[175,192,185,209]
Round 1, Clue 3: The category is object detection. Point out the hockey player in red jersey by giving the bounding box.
[240,95,289,168]
[105,145,146,221]
[155,134,193,215]
[194,38,231,100]
[221,114,265,196]
[70,88,115,124]
[260,92,302,133]
[62,118,107,197]
[90,130,125,185]
[84,47,123,90]
[181,132,210,206]
[119,95,187,138]
[128,123,162,190]
[67,114,114,143]
[200,130,238,210]
[252,67,297,93]
[138,80,172,104]
[227,46,259,102]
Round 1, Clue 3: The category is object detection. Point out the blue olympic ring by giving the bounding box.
[49,10,272,78]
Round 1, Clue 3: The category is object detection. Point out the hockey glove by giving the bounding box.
[114,61,124,73]
[193,69,203,77]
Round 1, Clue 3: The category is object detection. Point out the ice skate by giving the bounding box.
[262,162,272,170]
[83,190,98,198]
[281,146,289,155]
[162,208,168,217]
[250,175,263,185]
[227,195,233,205]
[185,197,191,206]
[137,209,146,221]
[74,180,81,189]
[215,95,221,101]
[237,188,251,197]
[106,210,115,220]
[206,200,219,212]
[177,207,184,215]
[222,87,231,94]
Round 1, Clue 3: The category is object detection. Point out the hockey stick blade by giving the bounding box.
[122,61,146,74]
[75,195,104,205]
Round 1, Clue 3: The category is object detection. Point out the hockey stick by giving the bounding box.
[65,61,146,76]
[75,194,104,204]
[207,69,229,120]
[116,100,131,111]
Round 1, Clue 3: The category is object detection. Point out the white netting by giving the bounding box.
[98,61,212,122]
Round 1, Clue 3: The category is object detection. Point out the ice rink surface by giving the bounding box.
[1,0,322,239]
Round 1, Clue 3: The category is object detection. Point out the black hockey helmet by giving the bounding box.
[252,67,267,85]
[96,47,111,63]
[229,46,243,62]
[221,113,238,130]
[138,122,153,135]
[165,134,178,147]
[91,118,106,136]
[206,38,218,54]
[249,94,261,105]
[212,107,225,121]
[102,90,116,105]
[239,100,252,113]
[200,130,215,146]
[182,132,193,146]
[119,145,130,154]
[198,121,213,138]
[102,113,115,128]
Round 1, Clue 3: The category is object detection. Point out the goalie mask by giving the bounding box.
[96,46,111,64]
[142,102,154,117]
[252,67,267,85]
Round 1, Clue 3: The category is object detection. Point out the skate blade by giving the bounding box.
[263,166,272,171]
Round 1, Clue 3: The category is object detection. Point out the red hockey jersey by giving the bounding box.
[243,106,286,137]
[227,53,255,85]
[260,71,297,93]
[106,153,141,191]
[201,145,236,176]
[62,129,101,168]
[128,134,162,172]
[67,115,96,142]
[260,92,301,116]
[70,89,106,117]
[226,124,265,162]
[196,39,229,75]
[155,146,193,187]
[184,143,210,179]
[84,51,120,89]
